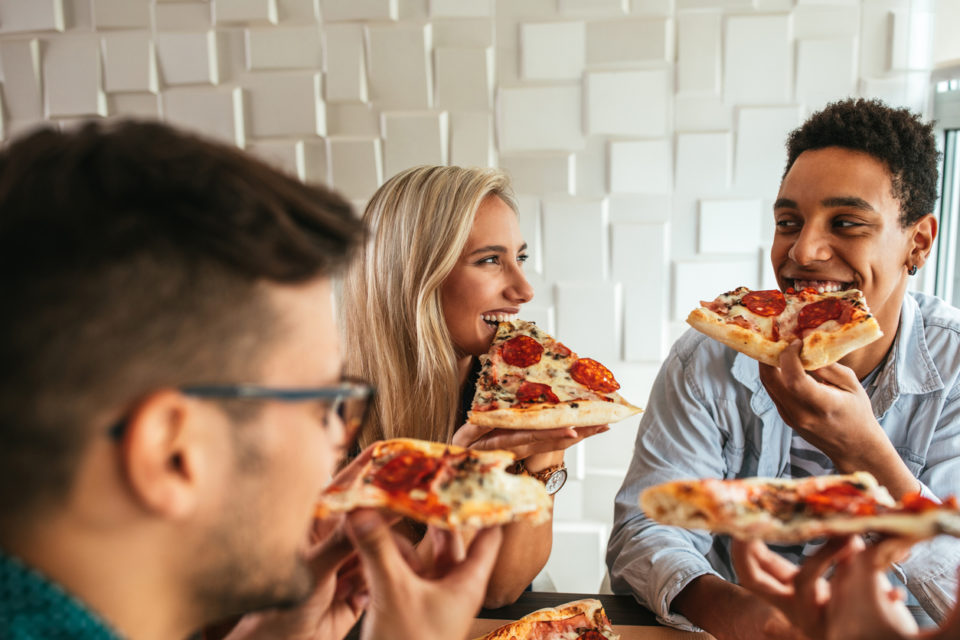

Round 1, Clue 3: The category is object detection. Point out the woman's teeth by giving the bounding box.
[793,279,845,293]
[482,313,518,325]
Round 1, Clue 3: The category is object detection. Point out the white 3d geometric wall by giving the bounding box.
[0,0,947,593]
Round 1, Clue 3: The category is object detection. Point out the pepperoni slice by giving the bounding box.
[798,298,844,330]
[803,484,877,516]
[516,381,560,405]
[742,290,786,317]
[900,493,942,513]
[371,452,442,493]
[501,335,544,367]
[569,358,620,393]
[553,342,572,358]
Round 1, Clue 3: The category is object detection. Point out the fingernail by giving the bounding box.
[347,509,380,536]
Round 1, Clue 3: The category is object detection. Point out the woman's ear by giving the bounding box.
[908,214,937,270]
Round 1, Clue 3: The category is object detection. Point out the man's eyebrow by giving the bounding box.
[821,196,876,212]
[467,244,507,256]
[773,198,797,209]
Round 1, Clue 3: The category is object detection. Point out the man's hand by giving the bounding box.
[671,573,810,640]
[346,508,503,640]
[759,341,917,497]
[734,536,922,640]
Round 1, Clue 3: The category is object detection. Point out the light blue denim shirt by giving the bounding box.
[607,292,960,631]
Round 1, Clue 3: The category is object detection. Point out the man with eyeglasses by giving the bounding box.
[0,120,503,640]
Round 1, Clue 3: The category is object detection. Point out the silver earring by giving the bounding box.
[908,265,918,276]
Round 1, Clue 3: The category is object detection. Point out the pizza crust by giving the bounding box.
[800,315,883,370]
[468,397,641,430]
[473,598,620,640]
[686,308,787,368]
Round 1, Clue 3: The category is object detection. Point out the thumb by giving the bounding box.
[441,526,503,590]
[345,509,407,584]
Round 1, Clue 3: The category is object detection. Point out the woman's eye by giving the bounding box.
[517,254,529,264]
[477,255,499,265]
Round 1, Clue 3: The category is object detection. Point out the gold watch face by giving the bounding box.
[544,467,567,495]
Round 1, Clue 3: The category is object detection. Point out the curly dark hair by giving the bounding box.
[784,98,940,227]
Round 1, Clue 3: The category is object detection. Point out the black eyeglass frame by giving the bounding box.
[107,378,375,440]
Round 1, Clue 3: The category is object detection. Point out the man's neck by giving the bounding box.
[4,515,198,640]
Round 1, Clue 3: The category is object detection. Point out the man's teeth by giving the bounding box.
[482,313,518,323]
[793,279,845,293]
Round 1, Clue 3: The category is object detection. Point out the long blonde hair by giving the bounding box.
[342,166,518,449]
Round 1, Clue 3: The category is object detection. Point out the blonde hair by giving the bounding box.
[342,166,518,449]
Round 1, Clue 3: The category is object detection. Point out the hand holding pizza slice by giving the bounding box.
[687,286,882,370]
[468,319,642,429]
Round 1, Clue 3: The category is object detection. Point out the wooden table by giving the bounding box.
[346,592,714,639]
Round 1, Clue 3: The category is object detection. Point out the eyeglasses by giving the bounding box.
[108,377,374,450]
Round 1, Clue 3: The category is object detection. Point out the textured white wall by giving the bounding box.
[0,0,946,593]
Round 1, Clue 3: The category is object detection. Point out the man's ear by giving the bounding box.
[119,389,212,520]
[909,213,937,270]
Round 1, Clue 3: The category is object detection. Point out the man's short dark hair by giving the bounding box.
[0,120,364,520]
[784,98,940,227]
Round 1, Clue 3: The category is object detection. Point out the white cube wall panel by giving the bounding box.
[615,223,669,362]
[102,32,158,94]
[381,111,448,177]
[435,47,493,110]
[698,199,762,254]
[724,14,793,105]
[43,38,106,118]
[327,137,383,200]
[675,131,730,194]
[107,92,159,118]
[245,26,322,70]
[499,153,574,196]
[498,85,584,153]
[542,199,607,282]
[92,0,149,29]
[213,0,278,24]
[300,139,329,184]
[432,18,493,47]
[559,0,628,14]
[631,0,673,14]
[860,72,930,115]
[0,40,42,121]
[247,139,303,178]
[449,111,494,168]
[889,8,935,71]
[543,523,607,593]
[429,0,492,17]
[734,105,802,194]
[325,103,379,136]
[162,86,245,147]
[366,24,432,109]
[155,31,220,85]
[793,3,859,38]
[551,478,584,521]
[276,0,320,23]
[673,258,759,320]
[585,69,669,137]
[585,18,671,66]
[0,1,65,33]
[555,281,621,364]
[580,471,627,525]
[608,194,672,224]
[514,195,543,274]
[575,137,607,199]
[608,139,672,194]
[676,10,720,93]
[323,24,367,102]
[796,38,856,112]
[153,3,213,30]
[322,0,398,21]
[519,21,585,81]
[244,72,324,137]
[674,93,731,131]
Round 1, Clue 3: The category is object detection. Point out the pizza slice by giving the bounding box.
[314,438,551,529]
[474,598,620,640]
[467,319,642,430]
[641,471,960,543]
[687,286,882,370]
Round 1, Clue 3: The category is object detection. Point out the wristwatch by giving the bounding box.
[514,461,567,495]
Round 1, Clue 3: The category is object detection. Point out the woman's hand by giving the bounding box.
[452,422,608,461]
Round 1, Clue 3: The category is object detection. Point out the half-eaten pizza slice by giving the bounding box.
[473,598,620,640]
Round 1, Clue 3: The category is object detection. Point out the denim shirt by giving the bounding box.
[606,292,960,631]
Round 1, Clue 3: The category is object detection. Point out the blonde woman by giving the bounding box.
[342,165,608,607]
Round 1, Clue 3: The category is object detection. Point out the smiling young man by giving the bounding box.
[0,121,504,640]
[607,98,960,640]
